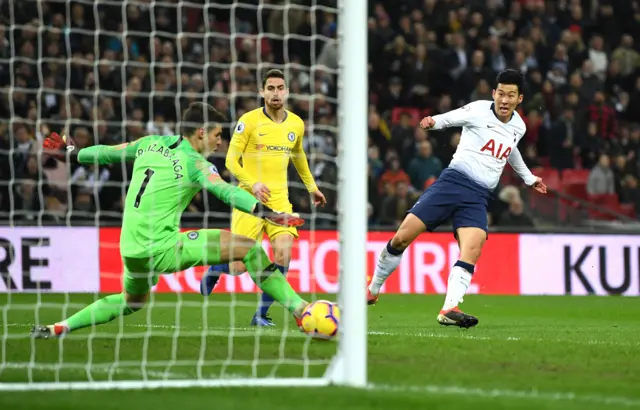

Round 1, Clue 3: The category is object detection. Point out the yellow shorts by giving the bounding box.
[231,206,298,242]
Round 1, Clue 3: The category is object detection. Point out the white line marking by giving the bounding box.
[6,323,639,347]
[1,363,189,380]
[0,369,638,407]
[370,383,640,407]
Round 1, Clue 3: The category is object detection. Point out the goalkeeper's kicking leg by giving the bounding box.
[202,233,294,327]
[31,230,308,338]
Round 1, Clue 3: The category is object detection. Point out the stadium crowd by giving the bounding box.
[1,0,640,228]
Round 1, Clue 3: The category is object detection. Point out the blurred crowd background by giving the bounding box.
[1,0,639,229]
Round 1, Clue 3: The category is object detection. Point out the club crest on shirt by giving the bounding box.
[187,231,199,240]
[235,121,245,133]
[288,132,295,142]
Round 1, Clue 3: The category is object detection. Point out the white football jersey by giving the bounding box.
[431,100,536,190]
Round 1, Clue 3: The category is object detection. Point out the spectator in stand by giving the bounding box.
[587,154,616,196]
[587,91,617,140]
[581,122,606,170]
[377,180,416,228]
[499,198,535,228]
[407,140,442,191]
[611,35,640,77]
[522,144,541,169]
[548,106,578,170]
[368,145,385,180]
[378,156,410,194]
[619,175,640,219]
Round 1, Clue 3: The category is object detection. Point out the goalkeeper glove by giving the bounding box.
[253,204,305,227]
[42,132,76,160]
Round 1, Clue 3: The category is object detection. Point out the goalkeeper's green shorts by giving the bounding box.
[122,229,222,295]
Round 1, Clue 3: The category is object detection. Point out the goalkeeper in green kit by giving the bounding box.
[31,102,308,338]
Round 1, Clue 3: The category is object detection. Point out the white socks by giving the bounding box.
[368,246,403,296]
[369,245,474,312]
[442,265,473,311]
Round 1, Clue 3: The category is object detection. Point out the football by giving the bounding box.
[300,300,340,340]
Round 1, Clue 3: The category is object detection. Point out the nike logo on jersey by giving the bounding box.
[259,133,268,136]
[487,124,495,128]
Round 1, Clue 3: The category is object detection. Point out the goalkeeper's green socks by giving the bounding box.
[242,244,306,315]
[55,293,136,334]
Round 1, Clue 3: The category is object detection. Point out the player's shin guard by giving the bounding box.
[369,241,404,296]
[58,293,137,335]
[255,263,287,317]
[243,244,305,315]
[442,261,474,311]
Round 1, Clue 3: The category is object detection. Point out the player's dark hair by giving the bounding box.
[181,102,227,137]
[495,69,524,94]
[262,69,286,88]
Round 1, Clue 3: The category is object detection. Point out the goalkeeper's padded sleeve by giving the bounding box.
[77,142,140,165]
[192,160,259,214]
[207,181,258,214]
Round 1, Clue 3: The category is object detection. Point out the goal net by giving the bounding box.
[0,0,366,390]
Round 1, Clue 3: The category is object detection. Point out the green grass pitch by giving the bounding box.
[1,293,640,409]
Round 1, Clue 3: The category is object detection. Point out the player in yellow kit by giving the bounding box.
[200,69,326,327]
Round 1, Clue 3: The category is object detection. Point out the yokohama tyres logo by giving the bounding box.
[98,229,521,294]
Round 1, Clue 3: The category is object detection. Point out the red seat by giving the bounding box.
[562,169,590,185]
[420,108,433,118]
[532,167,560,190]
[619,203,637,219]
[391,107,420,126]
[587,194,620,220]
[500,164,517,186]
[529,167,560,217]
[564,183,588,201]
[538,156,550,167]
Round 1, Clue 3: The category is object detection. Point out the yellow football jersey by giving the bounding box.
[226,107,317,210]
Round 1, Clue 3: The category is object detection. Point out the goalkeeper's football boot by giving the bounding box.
[366,287,378,305]
[200,266,224,296]
[250,313,276,327]
[437,307,479,328]
[30,324,64,339]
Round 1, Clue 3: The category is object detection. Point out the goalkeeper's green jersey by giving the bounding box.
[76,135,259,258]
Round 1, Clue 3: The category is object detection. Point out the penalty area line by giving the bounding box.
[369,383,640,407]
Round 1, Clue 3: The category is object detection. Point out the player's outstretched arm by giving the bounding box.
[291,132,326,206]
[508,148,547,193]
[43,132,146,165]
[420,102,477,130]
[225,121,272,202]
[192,160,304,227]
[225,138,259,188]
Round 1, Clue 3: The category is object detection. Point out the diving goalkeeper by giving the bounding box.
[31,102,308,339]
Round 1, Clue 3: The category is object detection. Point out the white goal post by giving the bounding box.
[0,0,367,390]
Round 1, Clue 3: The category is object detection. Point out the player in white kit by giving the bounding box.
[367,70,547,327]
